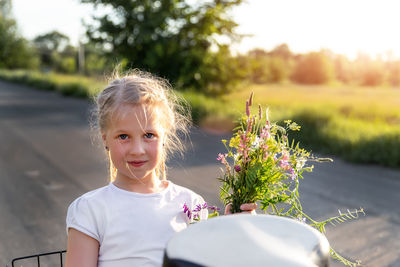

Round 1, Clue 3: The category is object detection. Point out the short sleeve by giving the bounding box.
[66,196,101,242]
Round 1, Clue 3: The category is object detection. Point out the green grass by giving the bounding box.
[1,69,399,168]
[0,69,106,97]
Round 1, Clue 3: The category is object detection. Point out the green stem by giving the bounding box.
[271,204,280,216]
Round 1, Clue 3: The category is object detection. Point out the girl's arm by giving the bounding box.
[66,228,99,267]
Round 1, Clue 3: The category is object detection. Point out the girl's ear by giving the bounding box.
[102,133,107,145]
[102,133,109,151]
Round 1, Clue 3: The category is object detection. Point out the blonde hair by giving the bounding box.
[93,69,191,181]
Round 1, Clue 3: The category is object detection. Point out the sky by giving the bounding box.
[11,0,400,60]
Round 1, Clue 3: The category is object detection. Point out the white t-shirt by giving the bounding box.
[66,181,207,267]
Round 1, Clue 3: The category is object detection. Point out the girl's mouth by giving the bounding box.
[128,160,147,167]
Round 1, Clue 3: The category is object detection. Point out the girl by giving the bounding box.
[65,70,256,267]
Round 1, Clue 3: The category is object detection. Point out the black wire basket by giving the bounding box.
[7,250,66,267]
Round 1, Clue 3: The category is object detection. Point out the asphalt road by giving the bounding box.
[0,80,399,267]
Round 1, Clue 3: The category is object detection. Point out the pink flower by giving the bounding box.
[289,167,297,180]
[248,92,253,106]
[265,120,271,130]
[282,150,289,161]
[263,150,269,160]
[238,134,251,162]
[260,127,270,140]
[217,153,228,164]
[280,160,290,170]
[246,117,253,133]
[280,151,291,170]
[246,101,250,116]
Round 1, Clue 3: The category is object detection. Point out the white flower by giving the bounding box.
[296,157,307,170]
[251,136,261,150]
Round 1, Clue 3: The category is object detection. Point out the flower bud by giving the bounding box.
[245,101,250,116]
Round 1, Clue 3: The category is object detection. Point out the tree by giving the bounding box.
[33,31,72,70]
[267,56,289,83]
[387,61,400,87]
[246,49,270,84]
[240,48,291,84]
[82,42,109,75]
[32,31,81,73]
[291,52,334,84]
[268,43,292,61]
[33,31,70,52]
[81,0,243,92]
[0,0,38,69]
[333,55,353,84]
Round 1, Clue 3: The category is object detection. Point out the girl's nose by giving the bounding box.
[129,139,145,155]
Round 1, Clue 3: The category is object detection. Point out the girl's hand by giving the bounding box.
[224,203,257,215]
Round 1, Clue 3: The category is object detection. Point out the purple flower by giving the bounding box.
[208,206,221,211]
[183,202,220,222]
[183,203,189,213]
[193,204,202,212]
[234,165,241,172]
[183,203,192,219]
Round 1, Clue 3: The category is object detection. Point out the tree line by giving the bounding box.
[1,0,400,96]
[237,45,400,88]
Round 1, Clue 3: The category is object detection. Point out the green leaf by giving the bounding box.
[208,212,219,219]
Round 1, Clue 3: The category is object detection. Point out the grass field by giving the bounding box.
[228,84,400,123]
[1,70,399,168]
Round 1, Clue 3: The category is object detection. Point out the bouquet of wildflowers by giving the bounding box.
[217,93,364,267]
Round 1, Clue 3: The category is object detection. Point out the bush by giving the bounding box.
[0,70,90,98]
[57,57,76,74]
[58,82,89,98]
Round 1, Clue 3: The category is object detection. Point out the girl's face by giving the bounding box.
[103,104,165,184]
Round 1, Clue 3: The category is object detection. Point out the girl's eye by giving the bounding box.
[144,133,155,139]
[118,134,129,140]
